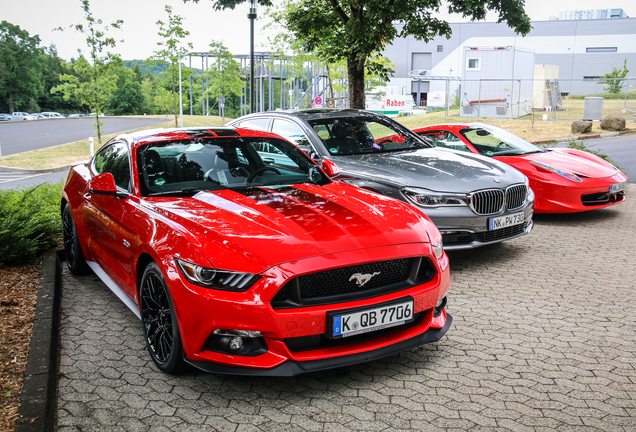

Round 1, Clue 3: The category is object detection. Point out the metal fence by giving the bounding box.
[423,77,636,122]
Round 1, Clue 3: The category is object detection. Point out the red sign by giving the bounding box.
[314,96,323,105]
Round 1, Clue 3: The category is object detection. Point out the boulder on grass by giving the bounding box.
[600,116,626,131]
[571,121,593,134]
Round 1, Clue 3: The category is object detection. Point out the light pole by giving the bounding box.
[248,0,257,113]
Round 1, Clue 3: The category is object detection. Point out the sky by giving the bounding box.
[3,0,635,61]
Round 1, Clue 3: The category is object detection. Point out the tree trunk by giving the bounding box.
[172,73,178,127]
[95,113,102,144]
[347,54,366,109]
[8,93,14,114]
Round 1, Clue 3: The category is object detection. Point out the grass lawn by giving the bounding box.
[0,111,632,170]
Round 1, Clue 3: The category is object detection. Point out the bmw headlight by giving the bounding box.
[526,186,535,203]
[402,187,469,207]
[175,258,259,291]
[530,161,582,182]
[433,240,444,260]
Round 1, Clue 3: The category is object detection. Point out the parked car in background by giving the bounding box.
[41,111,65,118]
[229,109,535,250]
[61,126,451,375]
[31,113,47,119]
[68,113,86,118]
[0,114,13,121]
[413,123,627,213]
[11,112,37,120]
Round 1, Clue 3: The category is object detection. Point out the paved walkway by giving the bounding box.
[57,186,636,431]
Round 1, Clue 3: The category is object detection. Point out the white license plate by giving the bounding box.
[489,212,524,230]
[331,299,414,338]
[611,181,627,194]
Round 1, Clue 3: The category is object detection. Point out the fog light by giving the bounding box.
[228,336,243,351]
[434,296,447,317]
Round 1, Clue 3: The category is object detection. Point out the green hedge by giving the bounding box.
[0,182,63,267]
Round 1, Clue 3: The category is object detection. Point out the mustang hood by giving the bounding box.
[333,148,526,192]
[151,183,432,273]
[519,149,619,178]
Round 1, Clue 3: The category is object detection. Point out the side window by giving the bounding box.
[238,118,270,131]
[271,119,313,153]
[94,142,131,190]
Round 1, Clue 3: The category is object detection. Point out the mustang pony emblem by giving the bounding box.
[349,272,381,286]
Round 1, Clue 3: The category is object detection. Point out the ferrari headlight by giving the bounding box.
[530,161,582,182]
[402,187,469,207]
[175,258,259,291]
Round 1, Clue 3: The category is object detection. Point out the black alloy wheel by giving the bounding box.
[140,262,185,374]
[62,204,90,275]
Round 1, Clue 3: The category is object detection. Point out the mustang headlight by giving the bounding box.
[530,161,582,182]
[175,258,259,291]
[402,187,469,207]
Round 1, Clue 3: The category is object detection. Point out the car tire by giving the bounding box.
[62,204,91,275]
[140,262,186,374]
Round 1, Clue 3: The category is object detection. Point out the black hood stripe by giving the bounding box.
[234,187,386,243]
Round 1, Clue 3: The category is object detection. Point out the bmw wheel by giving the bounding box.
[62,204,91,275]
[140,262,186,374]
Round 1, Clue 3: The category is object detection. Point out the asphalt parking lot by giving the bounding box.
[56,185,636,431]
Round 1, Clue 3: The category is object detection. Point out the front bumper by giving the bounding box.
[421,203,534,250]
[185,311,452,376]
[166,243,451,375]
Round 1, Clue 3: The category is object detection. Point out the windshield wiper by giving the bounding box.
[147,187,213,197]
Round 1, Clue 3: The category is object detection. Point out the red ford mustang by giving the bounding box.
[413,123,627,213]
[61,127,451,375]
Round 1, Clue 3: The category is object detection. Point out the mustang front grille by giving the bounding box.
[271,257,436,309]
[469,184,527,215]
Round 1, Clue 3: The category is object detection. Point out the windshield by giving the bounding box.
[460,125,542,156]
[306,116,430,156]
[136,137,330,197]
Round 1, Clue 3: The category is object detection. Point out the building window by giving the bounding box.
[583,76,601,81]
[466,57,481,71]
[437,45,443,52]
[586,47,618,53]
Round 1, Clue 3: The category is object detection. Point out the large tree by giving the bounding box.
[0,21,44,113]
[147,6,192,127]
[51,0,123,143]
[203,0,531,109]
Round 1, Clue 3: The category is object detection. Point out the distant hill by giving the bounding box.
[124,60,203,77]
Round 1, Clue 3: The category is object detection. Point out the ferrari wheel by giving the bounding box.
[140,262,186,374]
[62,204,91,275]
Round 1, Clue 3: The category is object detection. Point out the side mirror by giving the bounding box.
[88,172,128,198]
[321,159,340,177]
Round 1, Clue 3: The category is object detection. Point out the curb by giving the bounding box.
[16,249,64,432]
[531,129,636,145]
[0,165,76,174]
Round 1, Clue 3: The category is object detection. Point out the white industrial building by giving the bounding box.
[381,13,636,108]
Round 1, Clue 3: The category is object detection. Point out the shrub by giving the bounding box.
[0,182,63,267]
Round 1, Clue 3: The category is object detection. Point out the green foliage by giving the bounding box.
[219,0,531,109]
[147,5,193,127]
[124,60,170,77]
[51,0,123,143]
[0,21,45,113]
[105,66,145,115]
[205,41,244,102]
[599,59,629,94]
[0,183,63,267]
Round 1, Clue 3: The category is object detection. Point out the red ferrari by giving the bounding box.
[413,123,627,213]
[61,127,451,375]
